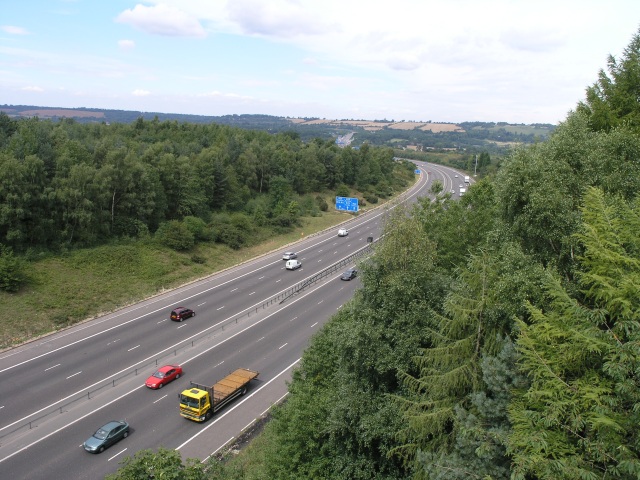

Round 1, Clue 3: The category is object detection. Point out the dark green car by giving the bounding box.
[83,420,129,453]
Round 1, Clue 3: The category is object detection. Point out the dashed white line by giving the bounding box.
[290,316,298,322]
[248,291,255,296]
[216,306,225,311]
[107,339,121,345]
[108,448,127,461]
[317,300,324,305]
[311,322,318,328]
[157,319,167,324]
[276,279,281,282]
[127,345,140,351]
[258,276,265,280]
[45,364,61,372]
[279,343,288,349]
[66,371,82,379]
[230,288,238,292]
[177,324,188,329]
[153,394,168,404]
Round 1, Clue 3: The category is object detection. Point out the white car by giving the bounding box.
[338,228,348,237]
[285,259,302,270]
[282,252,297,260]
[454,174,459,178]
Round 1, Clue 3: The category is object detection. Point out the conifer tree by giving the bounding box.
[508,187,640,479]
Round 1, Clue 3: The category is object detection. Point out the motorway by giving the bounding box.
[0,161,465,479]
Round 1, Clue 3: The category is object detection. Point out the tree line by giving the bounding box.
[0,114,409,256]
[107,27,640,480]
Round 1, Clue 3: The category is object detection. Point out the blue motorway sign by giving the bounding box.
[336,196,359,212]
[414,169,421,174]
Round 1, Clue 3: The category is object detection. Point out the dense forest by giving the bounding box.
[104,28,640,480]
[0,113,412,265]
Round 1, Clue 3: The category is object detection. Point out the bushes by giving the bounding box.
[0,244,26,292]
[154,221,195,251]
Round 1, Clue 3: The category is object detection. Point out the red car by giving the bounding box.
[170,307,195,322]
[145,365,183,389]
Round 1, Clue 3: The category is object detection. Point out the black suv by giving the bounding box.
[170,307,195,322]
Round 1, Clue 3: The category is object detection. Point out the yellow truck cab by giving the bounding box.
[179,368,259,422]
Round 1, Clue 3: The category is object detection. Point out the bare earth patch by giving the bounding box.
[288,118,465,133]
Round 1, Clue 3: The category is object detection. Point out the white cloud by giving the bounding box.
[1,25,29,35]
[116,4,207,38]
[118,39,135,51]
[225,0,338,38]
[22,86,44,92]
[132,89,151,96]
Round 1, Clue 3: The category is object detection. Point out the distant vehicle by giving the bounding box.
[459,187,466,196]
[145,365,183,389]
[459,184,464,188]
[285,259,302,270]
[282,252,297,260]
[338,228,349,237]
[170,307,195,322]
[450,189,455,194]
[179,368,259,422]
[341,268,358,281]
[454,174,459,178]
[464,175,470,184]
[83,420,129,453]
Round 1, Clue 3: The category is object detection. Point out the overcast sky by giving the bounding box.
[2,1,639,124]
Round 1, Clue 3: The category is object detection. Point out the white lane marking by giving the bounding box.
[66,371,82,379]
[190,359,301,459]
[0,385,145,465]
[311,322,318,328]
[248,291,255,296]
[45,364,61,372]
[257,337,265,342]
[153,394,168,404]
[279,343,288,349]
[0,163,423,371]
[177,324,188,329]
[290,316,298,322]
[107,339,121,345]
[216,306,224,311]
[230,288,238,293]
[157,319,167,324]
[108,448,127,461]
[127,345,140,352]
[2,241,376,461]
[258,276,264,280]
[276,279,281,282]
[317,300,324,305]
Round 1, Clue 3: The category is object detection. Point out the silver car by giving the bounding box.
[83,420,129,453]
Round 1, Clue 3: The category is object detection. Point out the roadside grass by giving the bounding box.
[0,210,354,350]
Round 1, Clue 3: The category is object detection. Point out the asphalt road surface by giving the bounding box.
[0,161,465,479]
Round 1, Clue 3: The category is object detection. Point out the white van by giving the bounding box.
[285,259,302,270]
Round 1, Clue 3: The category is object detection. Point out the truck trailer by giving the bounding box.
[179,368,259,422]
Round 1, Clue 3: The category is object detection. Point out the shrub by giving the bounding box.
[0,244,26,292]
[335,184,350,197]
[154,221,195,251]
[315,195,329,212]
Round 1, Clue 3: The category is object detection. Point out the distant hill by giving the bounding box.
[0,104,555,152]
